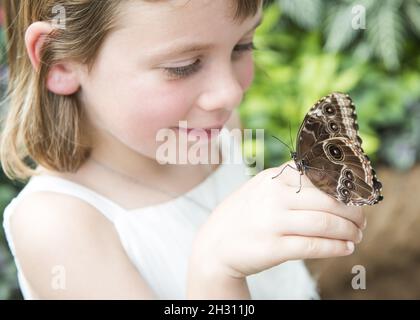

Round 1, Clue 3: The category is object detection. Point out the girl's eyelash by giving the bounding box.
[234,42,257,52]
[163,42,257,80]
[163,59,202,79]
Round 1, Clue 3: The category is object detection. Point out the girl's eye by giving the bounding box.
[163,59,202,80]
[232,42,257,56]
[163,42,257,80]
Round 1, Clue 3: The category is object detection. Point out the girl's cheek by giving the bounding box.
[122,84,196,154]
[142,90,190,123]
[125,87,191,134]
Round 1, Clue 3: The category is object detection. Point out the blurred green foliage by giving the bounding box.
[0,179,21,300]
[0,28,5,66]
[0,6,22,299]
[241,1,420,170]
[278,0,420,71]
[0,172,22,300]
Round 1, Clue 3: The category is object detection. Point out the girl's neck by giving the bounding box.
[35,141,223,211]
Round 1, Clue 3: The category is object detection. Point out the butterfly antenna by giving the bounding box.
[271,135,293,153]
[288,121,295,153]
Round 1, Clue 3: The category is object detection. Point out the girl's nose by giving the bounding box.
[196,64,244,112]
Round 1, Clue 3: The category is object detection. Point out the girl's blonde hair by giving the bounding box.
[0,0,262,182]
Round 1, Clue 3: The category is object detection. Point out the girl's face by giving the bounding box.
[77,0,263,161]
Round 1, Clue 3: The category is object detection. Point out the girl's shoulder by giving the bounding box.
[10,185,112,229]
[5,168,123,269]
[8,183,118,259]
[14,166,125,221]
[6,187,153,298]
[5,167,126,248]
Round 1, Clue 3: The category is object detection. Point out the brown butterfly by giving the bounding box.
[272,92,383,206]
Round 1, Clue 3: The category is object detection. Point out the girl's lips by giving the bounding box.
[173,126,223,139]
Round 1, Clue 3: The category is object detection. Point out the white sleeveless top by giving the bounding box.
[2,128,319,299]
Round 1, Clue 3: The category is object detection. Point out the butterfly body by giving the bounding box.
[290,92,383,206]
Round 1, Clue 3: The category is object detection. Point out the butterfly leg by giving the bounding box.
[271,164,298,179]
[296,173,302,193]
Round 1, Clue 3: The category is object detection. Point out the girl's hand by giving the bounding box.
[190,161,365,279]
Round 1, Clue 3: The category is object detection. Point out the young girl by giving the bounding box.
[1,0,365,299]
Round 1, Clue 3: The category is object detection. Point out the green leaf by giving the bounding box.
[368,0,404,70]
[277,0,323,29]
[324,4,360,52]
[405,1,420,37]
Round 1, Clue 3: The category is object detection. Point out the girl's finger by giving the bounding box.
[274,235,355,261]
[263,165,366,229]
[269,162,315,188]
[283,186,366,229]
[276,210,363,244]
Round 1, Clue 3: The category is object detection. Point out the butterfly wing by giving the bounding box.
[302,137,383,206]
[296,92,361,158]
[295,92,383,206]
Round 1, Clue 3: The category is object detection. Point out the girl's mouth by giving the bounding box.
[173,126,223,140]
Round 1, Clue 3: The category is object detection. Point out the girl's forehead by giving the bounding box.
[116,0,260,32]
[102,0,263,64]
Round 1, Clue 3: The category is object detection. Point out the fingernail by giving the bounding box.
[346,241,355,252]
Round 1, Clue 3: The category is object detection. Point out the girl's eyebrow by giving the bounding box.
[150,15,263,60]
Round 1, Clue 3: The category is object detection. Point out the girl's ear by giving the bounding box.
[25,21,80,96]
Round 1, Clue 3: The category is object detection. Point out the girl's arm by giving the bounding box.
[10,191,157,299]
[11,191,252,299]
[187,250,251,299]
